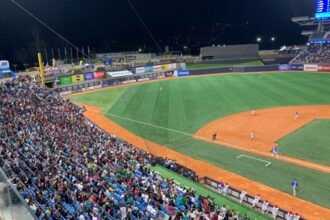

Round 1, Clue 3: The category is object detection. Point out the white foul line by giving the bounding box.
[106,112,273,167]
[237,155,272,167]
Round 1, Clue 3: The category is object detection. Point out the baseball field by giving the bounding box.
[70,72,330,218]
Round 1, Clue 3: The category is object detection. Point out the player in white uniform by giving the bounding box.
[261,200,269,214]
[222,183,229,196]
[293,213,301,220]
[272,205,279,219]
[286,211,294,220]
[294,111,299,120]
[291,179,298,196]
[252,195,260,208]
[250,131,255,140]
[239,190,247,203]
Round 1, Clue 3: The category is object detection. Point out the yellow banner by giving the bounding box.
[72,74,84,83]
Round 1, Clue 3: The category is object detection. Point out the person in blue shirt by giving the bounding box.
[292,179,299,196]
[272,146,279,159]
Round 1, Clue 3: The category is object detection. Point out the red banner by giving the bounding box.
[94,71,105,79]
[317,64,330,72]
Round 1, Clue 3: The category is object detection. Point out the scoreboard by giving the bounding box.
[315,0,330,20]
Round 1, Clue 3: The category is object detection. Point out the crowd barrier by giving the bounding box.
[200,176,305,220]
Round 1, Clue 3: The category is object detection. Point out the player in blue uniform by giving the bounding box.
[291,179,299,196]
[272,146,279,159]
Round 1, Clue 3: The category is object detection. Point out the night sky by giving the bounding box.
[0,0,314,64]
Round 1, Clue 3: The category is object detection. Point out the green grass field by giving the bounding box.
[186,60,264,70]
[278,119,330,167]
[70,72,330,208]
[149,165,270,220]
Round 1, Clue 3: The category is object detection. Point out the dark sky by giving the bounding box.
[0,0,314,63]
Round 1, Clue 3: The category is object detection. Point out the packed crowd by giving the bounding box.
[292,44,330,64]
[0,77,252,219]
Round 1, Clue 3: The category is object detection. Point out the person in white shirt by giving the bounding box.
[222,183,229,196]
[293,213,301,220]
[261,200,269,214]
[272,205,279,219]
[239,190,247,203]
[252,195,260,208]
[286,211,294,220]
[120,205,127,220]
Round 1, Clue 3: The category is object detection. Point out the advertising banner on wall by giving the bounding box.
[94,71,105,79]
[84,72,95,81]
[291,64,304,71]
[177,70,190,77]
[145,66,153,72]
[161,64,169,70]
[165,71,174,78]
[135,67,145,74]
[107,70,133,77]
[153,65,162,71]
[72,74,85,83]
[304,64,318,72]
[278,64,291,71]
[60,76,72,85]
[317,64,330,72]
[168,63,177,70]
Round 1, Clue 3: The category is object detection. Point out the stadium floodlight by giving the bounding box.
[256,37,262,42]
[271,37,275,42]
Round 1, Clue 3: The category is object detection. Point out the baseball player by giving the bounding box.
[252,194,260,208]
[239,190,247,203]
[261,200,269,214]
[217,181,224,194]
[250,131,255,140]
[212,133,217,141]
[272,205,279,219]
[294,111,299,120]
[272,146,279,159]
[291,179,299,196]
[222,183,229,196]
[286,211,294,220]
[293,213,301,220]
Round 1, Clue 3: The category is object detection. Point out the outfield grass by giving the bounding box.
[70,72,330,208]
[186,60,264,70]
[278,119,330,167]
[149,165,270,220]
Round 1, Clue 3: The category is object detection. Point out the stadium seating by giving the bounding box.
[291,44,330,64]
[0,77,252,219]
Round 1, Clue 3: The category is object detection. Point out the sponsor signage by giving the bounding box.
[304,64,318,72]
[145,66,153,72]
[291,64,304,71]
[177,70,190,77]
[168,63,177,70]
[138,78,150,82]
[60,76,72,85]
[84,72,95,81]
[278,64,291,71]
[123,79,137,84]
[317,64,330,72]
[72,74,85,83]
[165,71,174,78]
[135,67,145,74]
[161,64,169,70]
[153,65,162,71]
[94,71,105,79]
[0,60,10,70]
[107,70,133,77]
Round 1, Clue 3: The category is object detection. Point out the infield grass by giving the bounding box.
[278,119,330,167]
[70,72,330,208]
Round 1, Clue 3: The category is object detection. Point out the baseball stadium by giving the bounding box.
[0,0,330,220]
